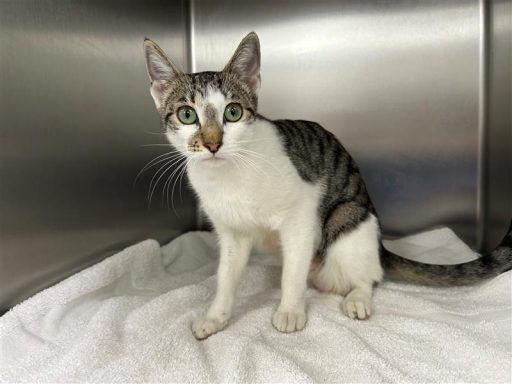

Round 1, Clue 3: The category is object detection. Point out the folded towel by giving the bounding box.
[1,228,510,383]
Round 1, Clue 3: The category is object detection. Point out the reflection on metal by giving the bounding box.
[476,0,489,250]
[0,0,196,310]
[483,0,512,250]
[192,0,482,243]
[0,0,510,310]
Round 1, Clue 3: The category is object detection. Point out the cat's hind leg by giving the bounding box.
[310,213,383,320]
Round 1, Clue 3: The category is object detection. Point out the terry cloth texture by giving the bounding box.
[1,229,510,383]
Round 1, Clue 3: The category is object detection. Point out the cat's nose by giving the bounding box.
[204,142,221,153]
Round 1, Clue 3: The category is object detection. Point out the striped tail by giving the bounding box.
[381,220,512,286]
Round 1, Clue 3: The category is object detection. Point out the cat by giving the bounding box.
[143,32,512,340]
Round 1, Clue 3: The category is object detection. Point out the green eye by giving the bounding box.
[177,106,197,124]
[224,103,243,122]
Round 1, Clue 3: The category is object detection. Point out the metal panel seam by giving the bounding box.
[477,0,490,251]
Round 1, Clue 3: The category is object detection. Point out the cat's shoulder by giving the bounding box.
[268,117,339,144]
[273,118,323,130]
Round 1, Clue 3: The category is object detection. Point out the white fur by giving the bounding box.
[310,214,383,319]
[166,90,381,338]
[203,88,226,123]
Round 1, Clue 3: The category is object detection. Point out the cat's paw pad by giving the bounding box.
[191,317,227,340]
[341,298,371,320]
[272,310,307,333]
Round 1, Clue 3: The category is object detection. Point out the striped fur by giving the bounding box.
[269,116,512,287]
[269,118,375,254]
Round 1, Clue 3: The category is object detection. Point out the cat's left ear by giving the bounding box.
[143,38,182,109]
[224,32,261,94]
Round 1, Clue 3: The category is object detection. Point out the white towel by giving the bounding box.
[1,229,510,383]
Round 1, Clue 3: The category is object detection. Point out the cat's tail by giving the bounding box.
[381,219,512,286]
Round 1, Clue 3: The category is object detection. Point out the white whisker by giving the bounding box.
[233,152,269,178]
[229,154,243,173]
[162,158,189,212]
[237,148,281,175]
[148,157,186,206]
[177,158,191,204]
[135,151,184,185]
[231,153,250,174]
[171,158,192,215]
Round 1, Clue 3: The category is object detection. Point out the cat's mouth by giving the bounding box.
[202,154,224,160]
[200,154,226,166]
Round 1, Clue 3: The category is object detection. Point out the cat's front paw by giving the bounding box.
[272,310,307,333]
[191,317,227,340]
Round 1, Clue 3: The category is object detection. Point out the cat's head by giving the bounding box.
[143,32,261,167]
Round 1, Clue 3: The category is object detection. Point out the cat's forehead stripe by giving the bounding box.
[206,88,226,107]
[204,104,217,120]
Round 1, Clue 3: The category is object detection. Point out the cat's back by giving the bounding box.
[268,116,374,223]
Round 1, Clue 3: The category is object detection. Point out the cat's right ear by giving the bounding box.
[143,38,181,109]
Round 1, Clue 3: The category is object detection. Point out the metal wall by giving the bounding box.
[483,0,512,250]
[0,0,197,311]
[193,0,484,243]
[1,0,510,310]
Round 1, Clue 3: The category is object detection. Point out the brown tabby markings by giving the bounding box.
[188,132,202,152]
[186,103,223,152]
[162,72,257,133]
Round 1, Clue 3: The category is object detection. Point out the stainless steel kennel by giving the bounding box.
[0,0,510,312]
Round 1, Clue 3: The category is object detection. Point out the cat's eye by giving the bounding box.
[177,106,198,125]
[224,103,243,122]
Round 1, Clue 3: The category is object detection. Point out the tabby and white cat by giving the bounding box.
[143,32,512,340]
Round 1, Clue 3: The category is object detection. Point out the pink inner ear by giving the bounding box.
[234,55,260,93]
[245,73,261,93]
[150,80,168,108]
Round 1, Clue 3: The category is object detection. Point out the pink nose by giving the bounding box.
[204,142,221,153]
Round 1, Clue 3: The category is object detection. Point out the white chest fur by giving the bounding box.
[186,120,321,232]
